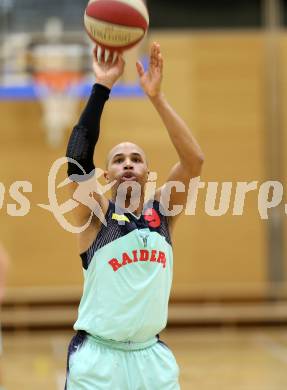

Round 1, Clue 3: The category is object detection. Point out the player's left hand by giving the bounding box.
[136,42,163,98]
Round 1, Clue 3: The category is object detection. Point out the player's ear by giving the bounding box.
[104,170,110,182]
[144,170,150,182]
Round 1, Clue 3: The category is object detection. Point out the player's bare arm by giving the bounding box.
[136,42,205,226]
[66,48,125,253]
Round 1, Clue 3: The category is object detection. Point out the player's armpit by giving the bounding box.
[155,161,203,226]
[67,179,109,227]
[67,178,110,254]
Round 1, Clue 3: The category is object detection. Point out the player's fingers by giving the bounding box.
[97,45,107,64]
[104,49,116,65]
[94,45,102,64]
[136,60,145,77]
[158,53,163,72]
[150,56,156,68]
[93,46,100,64]
[93,46,97,59]
[112,51,118,64]
[154,42,160,52]
[154,42,161,67]
[156,49,161,68]
[104,48,112,63]
[114,54,125,74]
[153,42,159,57]
[155,43,161,66]
[117,54,125,66]
[150,45,157,67]
[151,42,157,57]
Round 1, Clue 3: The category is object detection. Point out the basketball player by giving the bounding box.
[65,42,204,389]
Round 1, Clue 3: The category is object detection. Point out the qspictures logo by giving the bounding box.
[0,157,286,233]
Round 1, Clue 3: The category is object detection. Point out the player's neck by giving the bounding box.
[112,192,145,217]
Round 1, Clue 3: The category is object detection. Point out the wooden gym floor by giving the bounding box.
[2,327,287,390]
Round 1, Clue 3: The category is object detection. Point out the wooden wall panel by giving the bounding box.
[280,34,287,284]
[152,32,267,296]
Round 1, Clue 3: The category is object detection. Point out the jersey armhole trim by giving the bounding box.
[79,200,113,259]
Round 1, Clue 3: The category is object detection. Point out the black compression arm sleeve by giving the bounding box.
[66,83,110,178]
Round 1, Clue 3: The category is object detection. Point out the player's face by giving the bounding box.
[105,143,149,190]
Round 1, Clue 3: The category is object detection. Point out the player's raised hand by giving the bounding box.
[93,46,125,89]
[136,42,163,98]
